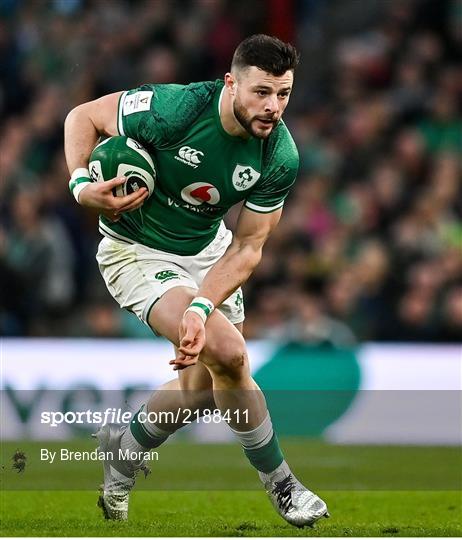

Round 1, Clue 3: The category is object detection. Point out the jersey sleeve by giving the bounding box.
[117,82,216,148]
[244,128,299,213]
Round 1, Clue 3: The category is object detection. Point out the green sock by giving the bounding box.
[129,406,170,449]
[243,432,284,473]
[231,413,284,474]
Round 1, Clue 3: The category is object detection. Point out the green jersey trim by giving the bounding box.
[245,200,284,213]
[117,91,128,136]
[99,220,135,244]
[214,87,237,141]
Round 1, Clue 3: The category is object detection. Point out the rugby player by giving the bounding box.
[64,34,329,528]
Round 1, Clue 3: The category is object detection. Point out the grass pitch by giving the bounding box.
[1,440,461,537]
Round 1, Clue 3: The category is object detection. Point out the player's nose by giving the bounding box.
[264,95,279,114]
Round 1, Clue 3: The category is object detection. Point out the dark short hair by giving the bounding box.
[231,34,300,76]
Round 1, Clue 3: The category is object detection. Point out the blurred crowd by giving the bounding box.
[1,0,461,343]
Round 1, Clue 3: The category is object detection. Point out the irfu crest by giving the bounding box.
[232,165,261,191]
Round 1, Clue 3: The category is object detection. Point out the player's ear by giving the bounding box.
[224,73,236,95]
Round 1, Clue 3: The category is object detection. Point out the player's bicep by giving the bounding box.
[233,206,282,250]
[85,91,122,137]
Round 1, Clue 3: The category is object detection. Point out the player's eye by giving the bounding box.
[256,90,268,96]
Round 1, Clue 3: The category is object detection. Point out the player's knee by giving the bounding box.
[201,333,248,380]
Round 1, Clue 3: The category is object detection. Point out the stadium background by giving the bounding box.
[1,0,460,343]
[0,0,461,536]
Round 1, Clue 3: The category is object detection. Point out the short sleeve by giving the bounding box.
[117,82,216,149]
[245,149,299,214]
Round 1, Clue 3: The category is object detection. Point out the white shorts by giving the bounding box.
[96,223,245,328]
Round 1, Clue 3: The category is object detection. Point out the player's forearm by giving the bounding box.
[64,104,100,174]
[197,242,262,308]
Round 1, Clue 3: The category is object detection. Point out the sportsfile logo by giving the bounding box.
[174,146,204,168]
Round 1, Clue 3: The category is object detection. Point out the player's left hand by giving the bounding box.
[169,311,206,370]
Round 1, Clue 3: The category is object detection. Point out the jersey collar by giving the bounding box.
[215,86,236,141]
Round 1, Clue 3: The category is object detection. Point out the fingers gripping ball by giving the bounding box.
[89,136,156,197]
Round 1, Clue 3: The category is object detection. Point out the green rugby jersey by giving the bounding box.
[99,80,299,255]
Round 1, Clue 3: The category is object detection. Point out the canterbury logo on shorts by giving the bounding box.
[155,270,180,283]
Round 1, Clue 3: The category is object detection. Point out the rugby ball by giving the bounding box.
[89,136,156,197]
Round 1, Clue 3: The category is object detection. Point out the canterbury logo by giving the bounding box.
[174,146,204,168]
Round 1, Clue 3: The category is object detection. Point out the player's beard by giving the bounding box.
[233,96,277,139]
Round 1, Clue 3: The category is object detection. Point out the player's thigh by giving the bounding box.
[149,285,197,343]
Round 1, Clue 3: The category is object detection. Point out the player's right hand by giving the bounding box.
[79,176,149,222]
[169,311,206,370]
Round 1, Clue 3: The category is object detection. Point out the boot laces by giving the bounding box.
[272,474,296,513]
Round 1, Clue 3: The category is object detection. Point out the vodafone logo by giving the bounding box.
[174,146,204,169]
[181,182,220,205]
